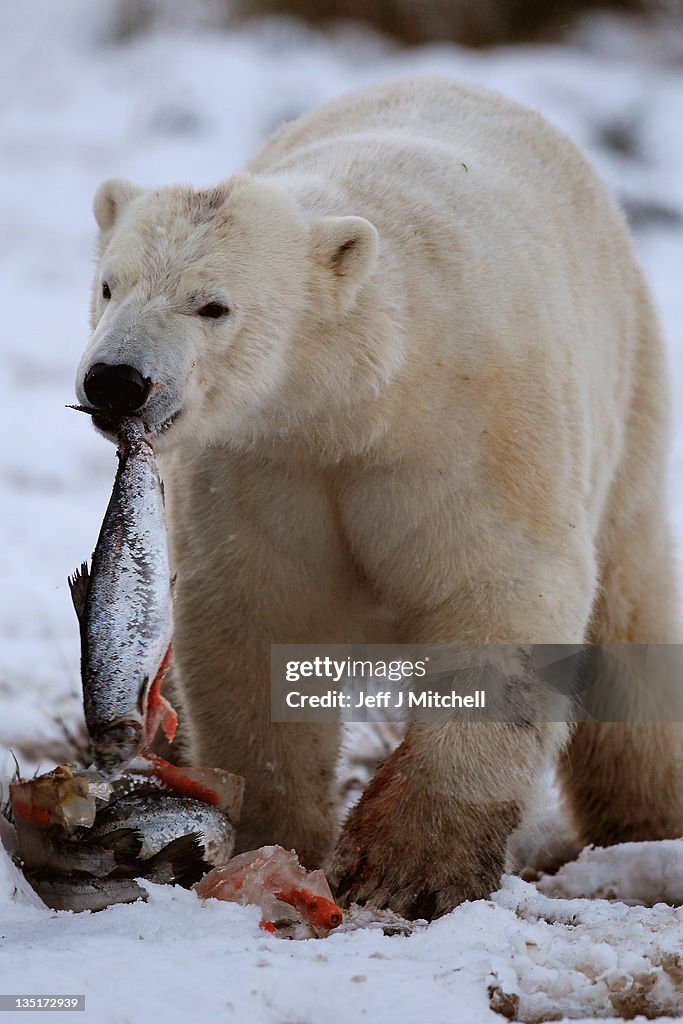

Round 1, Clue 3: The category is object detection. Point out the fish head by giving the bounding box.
[88,645,176,775]
[75,174,340,454]
[90,720,145,775]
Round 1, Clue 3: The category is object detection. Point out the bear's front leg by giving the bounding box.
[333,448,595,917]
[330,715,563,920]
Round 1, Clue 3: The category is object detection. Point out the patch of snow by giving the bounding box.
[537,840,683,907]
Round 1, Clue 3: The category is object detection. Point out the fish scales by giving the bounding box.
[33,876,148,912]
[91,793,236,864]
[84,424,170,714]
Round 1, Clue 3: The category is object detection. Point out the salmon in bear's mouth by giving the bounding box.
[69,417,177,773]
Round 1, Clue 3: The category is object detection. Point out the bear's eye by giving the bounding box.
[102,281,111,300]
[197,302,230,319]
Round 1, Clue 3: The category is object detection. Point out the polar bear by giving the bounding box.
[75,77,683,919]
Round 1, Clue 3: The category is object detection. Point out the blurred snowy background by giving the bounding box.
[1,5,683,1019]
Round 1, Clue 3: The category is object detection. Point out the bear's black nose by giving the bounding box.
[83,363,152,414]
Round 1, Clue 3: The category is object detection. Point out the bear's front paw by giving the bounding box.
[328,740,513,921]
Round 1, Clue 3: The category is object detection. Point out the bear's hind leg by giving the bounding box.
[559,513,683,845]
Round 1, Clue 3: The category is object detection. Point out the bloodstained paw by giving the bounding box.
[329,738,511,921]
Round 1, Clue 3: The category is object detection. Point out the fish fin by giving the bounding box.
[144,646,177,745]
[161,700,178,743]
[68,562,90,621]
[147,833,207,887]
[97,827,144,866]
[66,404,95,416]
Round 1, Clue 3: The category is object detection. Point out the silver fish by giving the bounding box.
[18,826,143,879]
[69,418,176,772]
[30,834,203,912]
[32,875,148,912]
[90,793,236,866]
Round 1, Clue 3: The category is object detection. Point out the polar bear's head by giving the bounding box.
[76,174,381,451]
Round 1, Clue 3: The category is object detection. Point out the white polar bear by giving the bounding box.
[76,77,683,919]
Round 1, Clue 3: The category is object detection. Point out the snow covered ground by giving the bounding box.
[1,3,682,1021]
[2,833,683,1023]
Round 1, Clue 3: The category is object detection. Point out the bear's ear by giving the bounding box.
[93,178,144,233]
[310,216,378,314]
